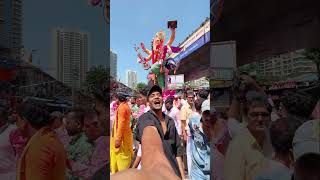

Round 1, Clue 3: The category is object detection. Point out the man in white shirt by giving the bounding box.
[180,90,196,140]
[164,98,181,135]
[180,90,196,177]
[180,92,188,107]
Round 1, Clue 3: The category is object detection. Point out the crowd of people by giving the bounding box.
[110,75,320,180]
[2,74,318,180]
[0,95,109,180]
[110,84,212,179]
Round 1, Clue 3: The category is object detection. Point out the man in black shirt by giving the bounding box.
[136,85,185,179]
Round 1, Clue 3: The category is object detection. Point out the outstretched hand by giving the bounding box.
[111,126,180,180]
[239,75,256,87]
[239,75,263,92]
[140,42,146,50]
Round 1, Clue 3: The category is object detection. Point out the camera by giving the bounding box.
[167,20,177,29]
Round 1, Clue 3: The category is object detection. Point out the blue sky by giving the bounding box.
[24,0,108,72]
[111,0,209,84]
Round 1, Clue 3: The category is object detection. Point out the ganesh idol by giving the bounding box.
[135,21,181,89]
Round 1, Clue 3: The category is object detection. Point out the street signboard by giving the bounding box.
[167,74,184,89]
[210,41,237,82]
[210,67,234,80]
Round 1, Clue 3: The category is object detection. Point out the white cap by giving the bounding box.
[293,119,320,161]
[201,99,210,113]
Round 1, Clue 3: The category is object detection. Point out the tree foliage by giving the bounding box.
[136,82,147,91]
[238,63,282,85]
[86,65,109,91]
[304,48,320,81]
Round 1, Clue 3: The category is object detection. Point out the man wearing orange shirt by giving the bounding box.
[16,103,66,180]
[110,93,133,174]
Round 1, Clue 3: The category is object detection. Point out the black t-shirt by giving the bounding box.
[136,110,184,177]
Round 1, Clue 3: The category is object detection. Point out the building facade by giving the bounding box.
[11,62,91,109]
[189,77,209,89]
[126,70,137,90]
[110,50,117,78]
[258,49,316,78]
[15,63,71,99]
[0,0,23,60]
[50,28,90,89]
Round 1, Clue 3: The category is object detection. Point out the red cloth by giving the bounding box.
[0,69,16,80]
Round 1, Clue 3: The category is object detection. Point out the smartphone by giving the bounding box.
[167,20,177,29]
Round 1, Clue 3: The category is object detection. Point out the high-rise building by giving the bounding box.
[258,49,316,78]
[126,70,137,89]
[50,28,90,89]
[110,50,117,79]
[0,0,23,60]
